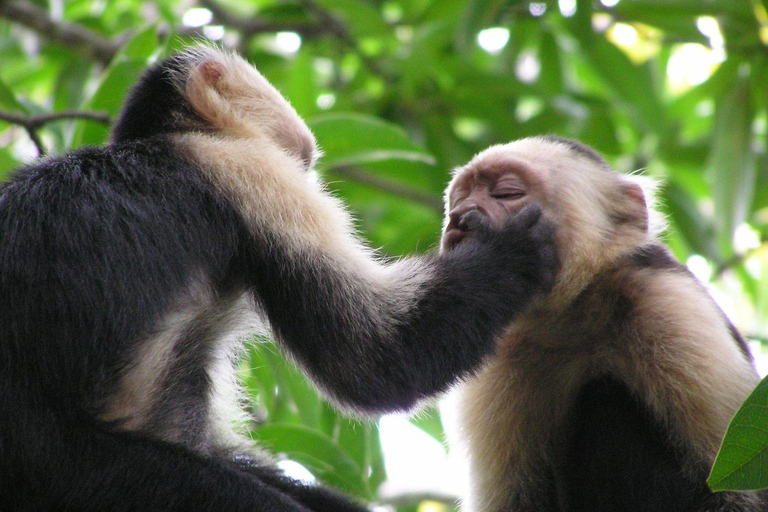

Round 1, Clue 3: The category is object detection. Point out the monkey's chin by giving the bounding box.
[442,230,468,251]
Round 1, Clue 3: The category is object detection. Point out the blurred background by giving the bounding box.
[1,0,767,510]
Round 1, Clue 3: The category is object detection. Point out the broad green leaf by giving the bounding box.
[53,55,92,112]
[708,376,768,491]
[286,51,319,118]
[115,25,161,62]
[253,423,371,498]
[0,147,21,178]
[311,0,390,39]
[259,343,306,425]
[577,33,666,133]
[309,113,436,169]
[454,0,508,52]
[367,422,387,492]
[75,60,147,146]
[337,418,372,477]
[706,73,756,257]
[612,0,754,20]
[665,179,721,261]
[244,339,279,415]
[409,406,445,445]
[0,77,27,113]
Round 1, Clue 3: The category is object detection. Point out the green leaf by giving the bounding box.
[0,147,21,178]
[0,77,27,113]
[665,179,721,261]
[253,423,371,498]
[409,406,445,444]
[577,33,666,133]
[75,60,147,146]
[612,0,754,21]
[53,55,93,112]
[454,0,508,52]
[311,0,390,39]
[115,25,161,61]
[286,51,319,118]
[708,376,768,491]
[706,72,756,257]
[309,113,436,169]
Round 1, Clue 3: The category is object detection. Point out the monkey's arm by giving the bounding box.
[558,377,704,511]
[110,46,557,414]
[250,205,557,413]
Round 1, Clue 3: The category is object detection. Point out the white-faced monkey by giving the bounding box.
[443,136,765,512]
[0,48,558,511]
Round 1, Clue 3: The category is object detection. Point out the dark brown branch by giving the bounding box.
[297,0,387,76]
[0,110,111,129]
[0,0,125,65]
[197,0,331,38]
[0,109,111,157]
[329,165,443,212]
[714,239,768,278]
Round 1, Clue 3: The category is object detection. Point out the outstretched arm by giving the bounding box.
[251,205,557,413]
[157,47,558,413]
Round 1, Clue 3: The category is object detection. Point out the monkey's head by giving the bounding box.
[175,46,319,172]
[441,136,662,301]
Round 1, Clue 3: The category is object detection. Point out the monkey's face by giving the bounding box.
[441,137,657,298]
[442,154,546,252]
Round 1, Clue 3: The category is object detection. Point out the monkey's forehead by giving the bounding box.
[445,138,556,190]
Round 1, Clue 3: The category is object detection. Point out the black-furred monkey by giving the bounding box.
[0,47,557,511]
[442,136,765,512]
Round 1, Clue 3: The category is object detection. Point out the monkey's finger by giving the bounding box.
[509,203,543,229]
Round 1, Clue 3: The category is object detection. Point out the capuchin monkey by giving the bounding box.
[0,47,558,511]
[442,136,766,512]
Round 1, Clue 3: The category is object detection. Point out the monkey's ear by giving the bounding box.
[622,181,650,232]
[185,58,230,127]
[197,60,225,87]
[624,181,646,207]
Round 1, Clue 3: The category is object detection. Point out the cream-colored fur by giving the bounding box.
[444,137,759,512]
[164,48,433,420]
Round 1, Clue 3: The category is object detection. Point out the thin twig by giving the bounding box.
[0,110,111,129]
[714,240,768,278]
[0,1,125,65]
[0,109,111,157]
[198,0,330,38]
[329,165,443,212]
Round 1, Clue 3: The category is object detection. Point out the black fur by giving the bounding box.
[0,52,557,510]
[559,377,762,512]
[561,377,706,512]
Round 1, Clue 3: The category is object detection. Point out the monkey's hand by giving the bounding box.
[460,203,559,297]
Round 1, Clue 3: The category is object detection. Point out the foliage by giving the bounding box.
[1,0,768,507]
[709,374,768,492]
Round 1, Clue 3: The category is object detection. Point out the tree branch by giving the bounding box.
[714,240,768,278]
[0,109,111,157]
[0,0,124,65]
[328,165,443,212]
[197,0,331,38]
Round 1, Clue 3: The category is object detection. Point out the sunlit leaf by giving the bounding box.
[0,147,21,177]
[409,406,445,444]
[311,0,390,38]
[253,423,371,498]
[706,73,755,257]
[310,113,436,169]
[0,77,27,113]
[75,60,146,146]
[708,376,768,491]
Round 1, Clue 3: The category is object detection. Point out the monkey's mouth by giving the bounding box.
[442,229,467,250]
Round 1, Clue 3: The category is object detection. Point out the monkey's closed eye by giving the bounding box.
[492,191,525,200]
